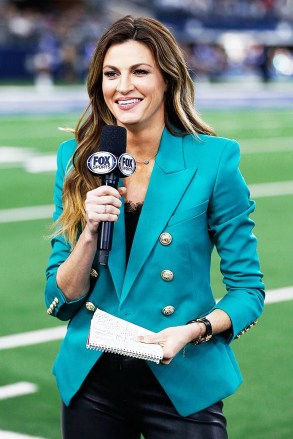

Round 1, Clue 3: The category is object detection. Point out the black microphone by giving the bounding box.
[87,125,136,265]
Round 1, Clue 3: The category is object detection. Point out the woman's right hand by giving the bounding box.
[56,185,126,301]
[84,185,126,236]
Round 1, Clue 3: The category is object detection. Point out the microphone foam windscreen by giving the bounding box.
[100,125,127,156]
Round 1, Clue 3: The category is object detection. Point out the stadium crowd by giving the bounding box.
[0,0,292,83]
[154,0,293,20]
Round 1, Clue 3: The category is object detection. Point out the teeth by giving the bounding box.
[118,99,141,105]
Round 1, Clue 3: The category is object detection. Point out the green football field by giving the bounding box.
[0,108,292,438]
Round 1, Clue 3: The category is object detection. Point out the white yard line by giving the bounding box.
[0,431,45,439]
[0,326,66,350]
[0,287,291,351]
[0,205,54,223]
[241,137,293,154]
[0,382,38,401]
[264,286,293,304]
[0,137,292,173]
[0,179,292,225]
[250,180,293,198]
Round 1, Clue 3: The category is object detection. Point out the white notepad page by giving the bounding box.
[87,308,164,364]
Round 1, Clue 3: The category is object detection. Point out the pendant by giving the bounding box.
[143,160,149,165]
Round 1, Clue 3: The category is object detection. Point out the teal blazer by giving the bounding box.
[45,128,265,416]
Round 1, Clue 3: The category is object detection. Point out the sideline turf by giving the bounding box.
[0,109,292,438]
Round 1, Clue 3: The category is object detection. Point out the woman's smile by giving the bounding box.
[115,97,143,111]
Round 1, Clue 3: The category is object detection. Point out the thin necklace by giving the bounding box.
[135,151,158,165]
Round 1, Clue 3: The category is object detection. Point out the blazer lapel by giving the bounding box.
[120,128,198,302]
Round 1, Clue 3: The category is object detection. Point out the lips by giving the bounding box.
[116,98,143,105]
[115,97,143,111]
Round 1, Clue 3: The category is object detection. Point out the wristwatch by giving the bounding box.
[186,317,213,345]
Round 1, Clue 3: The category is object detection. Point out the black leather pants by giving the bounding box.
[62,353,228,439]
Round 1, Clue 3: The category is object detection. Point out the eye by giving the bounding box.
[133,69,150,76]
[103,71,119,78]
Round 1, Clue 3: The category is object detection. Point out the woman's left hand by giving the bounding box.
[138,324,200,365]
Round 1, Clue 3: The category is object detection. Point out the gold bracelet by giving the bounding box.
[187,321,202,345]
[186,318,213,344]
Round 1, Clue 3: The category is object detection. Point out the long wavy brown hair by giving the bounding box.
[55,15,216,245]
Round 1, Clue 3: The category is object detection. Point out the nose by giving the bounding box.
[116,73,134,94]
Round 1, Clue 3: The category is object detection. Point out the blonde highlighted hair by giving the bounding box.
[54,15,215,245]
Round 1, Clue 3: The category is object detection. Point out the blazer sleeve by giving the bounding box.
[208,139,265,343]
[44,140,89,321]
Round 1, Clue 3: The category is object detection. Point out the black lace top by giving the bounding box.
[124,201,143,263]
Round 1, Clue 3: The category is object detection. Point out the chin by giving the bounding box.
[117,117,142,127]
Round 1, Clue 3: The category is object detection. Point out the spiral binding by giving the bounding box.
[86,308,163,364]
[86,343,162,364]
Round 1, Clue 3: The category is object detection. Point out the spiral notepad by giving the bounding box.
[86,308,163,364]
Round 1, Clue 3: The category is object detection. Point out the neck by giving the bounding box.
[125,123,165,159]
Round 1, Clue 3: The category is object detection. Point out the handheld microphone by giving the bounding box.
[87,125,136,265]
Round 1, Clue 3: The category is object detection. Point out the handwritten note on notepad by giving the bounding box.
[86,308,163,364]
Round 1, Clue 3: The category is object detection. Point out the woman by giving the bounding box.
[45,15,265,438]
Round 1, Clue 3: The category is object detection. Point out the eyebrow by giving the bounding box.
[103,63,153,70]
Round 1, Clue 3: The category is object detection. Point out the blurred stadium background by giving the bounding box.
[0,0,292,438]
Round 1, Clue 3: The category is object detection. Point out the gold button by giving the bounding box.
[161,269,174,281]
[90,268,98,278]
[47,308,52,315]
[159,232,172,246]
[162,305,175,316]
[86,302,96,312]
[53,297,59,304]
